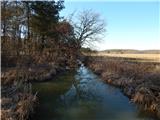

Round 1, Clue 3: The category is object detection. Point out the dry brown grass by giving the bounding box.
[1,82,37,120]
[87,53,160,63]
[87,56,157,83]
[85,55,160,118]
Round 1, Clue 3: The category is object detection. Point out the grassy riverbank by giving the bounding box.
[1,50,79,120]
[85,54,160,119]
[1,0,80,118]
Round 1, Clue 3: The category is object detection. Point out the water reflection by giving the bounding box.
[33,64,158,120]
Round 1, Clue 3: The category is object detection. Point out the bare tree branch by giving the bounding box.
[73,10,106,48]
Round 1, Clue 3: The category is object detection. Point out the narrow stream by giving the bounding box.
[32,64,157,120]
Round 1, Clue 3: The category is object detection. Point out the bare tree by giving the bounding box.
[73,10,106,48]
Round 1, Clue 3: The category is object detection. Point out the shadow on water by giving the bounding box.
[32,64,158,120]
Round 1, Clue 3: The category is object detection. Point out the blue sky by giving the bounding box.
[60,0,160,50]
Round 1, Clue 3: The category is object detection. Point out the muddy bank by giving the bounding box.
[85,56,160,119]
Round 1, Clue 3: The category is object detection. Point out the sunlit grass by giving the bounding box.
[86,53,160,63]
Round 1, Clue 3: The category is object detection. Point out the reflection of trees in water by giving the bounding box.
[58,65,102,108]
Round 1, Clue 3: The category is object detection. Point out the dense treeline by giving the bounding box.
[1,0,79,69]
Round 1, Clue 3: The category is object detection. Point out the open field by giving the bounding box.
[88,52,160,63]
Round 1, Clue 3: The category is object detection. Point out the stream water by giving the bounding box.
[32,64,158,120]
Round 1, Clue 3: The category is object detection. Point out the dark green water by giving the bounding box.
[32,65,158,120]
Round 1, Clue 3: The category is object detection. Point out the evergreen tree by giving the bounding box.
[30,0,64,49]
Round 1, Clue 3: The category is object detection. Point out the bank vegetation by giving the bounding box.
[85,54,160,119]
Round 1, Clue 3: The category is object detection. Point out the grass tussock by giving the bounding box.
[1,82,37,120]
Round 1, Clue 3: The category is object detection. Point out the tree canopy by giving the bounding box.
[73,10,106,48]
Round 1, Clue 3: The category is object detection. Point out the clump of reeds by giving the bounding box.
[15,93,37,120]
[1,83,37,120]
